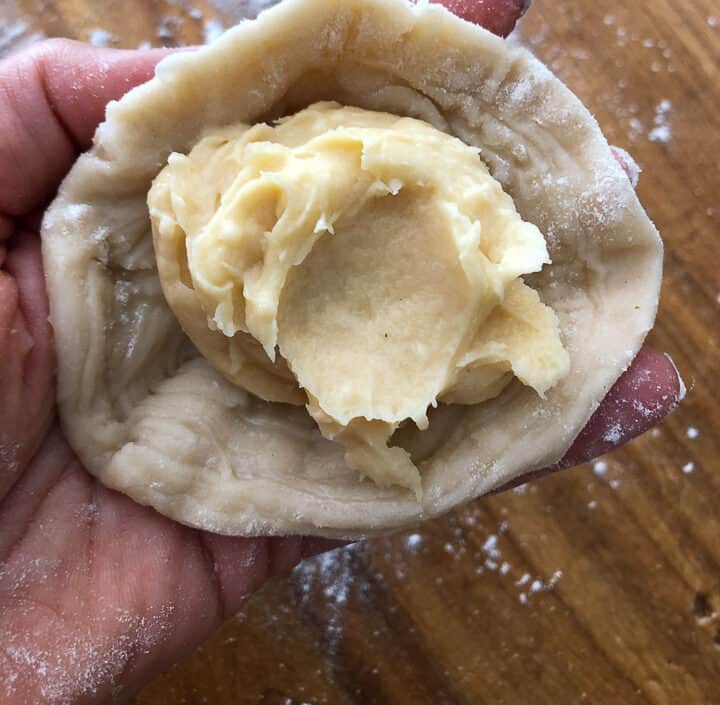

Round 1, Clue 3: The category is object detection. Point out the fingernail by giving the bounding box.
[610,146,641,188]
[663,352,687,402]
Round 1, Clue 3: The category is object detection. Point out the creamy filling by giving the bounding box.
[149,102,570,495]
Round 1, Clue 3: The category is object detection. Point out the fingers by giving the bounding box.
[0,40,172,219]
[32,40,174,149]
[558,347,683,468]
[492,346,684,493]
[0,45,74,221]
[201,533,350,618]
[437,0,530,36]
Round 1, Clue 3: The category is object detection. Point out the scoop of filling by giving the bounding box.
[148,102,570,496]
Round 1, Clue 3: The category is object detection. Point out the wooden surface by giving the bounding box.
[4,0,720,703]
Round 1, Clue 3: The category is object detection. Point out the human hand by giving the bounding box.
[0,37,346,705]
[0,3,682,704]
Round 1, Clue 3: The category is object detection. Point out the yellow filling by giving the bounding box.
[149,102,570,496]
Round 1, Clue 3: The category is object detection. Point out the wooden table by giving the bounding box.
[4,1,719,703]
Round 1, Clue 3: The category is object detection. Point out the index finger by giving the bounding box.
[0,40,171,220]
[437,0,530,36]
[491,347,684,494]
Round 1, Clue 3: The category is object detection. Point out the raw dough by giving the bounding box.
[42,0,662,538]
[148,102,569,495]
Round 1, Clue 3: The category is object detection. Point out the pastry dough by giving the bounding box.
[41,0,662,538]
[148,102,570,495]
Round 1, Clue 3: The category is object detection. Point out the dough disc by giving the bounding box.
[42,0,662,538]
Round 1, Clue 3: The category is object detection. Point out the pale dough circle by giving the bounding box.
[41,0,663,538]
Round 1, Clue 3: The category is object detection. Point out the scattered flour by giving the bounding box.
[203,18,226,44]
[87,28,117,47]
[686,426,700,440]
[0,18,45,57]
[518,13,678,148]
[533,571,563,592]
[593,460,608,477]
[248,527,562,688]
[101,1,277,51]
[482,534,501,559]
[603,423,623,444]
[0,604,175,703]
[516,573,531,587]
[0,19,29,51]
[291,545,361,660]
[156,15,182,41]
[511,568,562,604]
[648,100,672,144]
[405,533,423,551]
[682,462,695,475]
[628,117,646,143]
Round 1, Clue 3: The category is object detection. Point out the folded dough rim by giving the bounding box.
[41,0,662,538]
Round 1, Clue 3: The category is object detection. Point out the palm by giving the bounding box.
[1,233,316,701]
[1,430,221,702]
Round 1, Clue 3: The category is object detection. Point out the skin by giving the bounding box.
[0,2,682,703]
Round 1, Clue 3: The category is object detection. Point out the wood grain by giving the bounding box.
[4,1,720,703]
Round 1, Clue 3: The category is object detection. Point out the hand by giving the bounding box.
[0,3,681,703]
